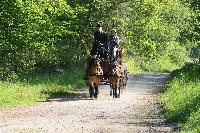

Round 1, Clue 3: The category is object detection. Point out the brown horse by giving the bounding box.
[86,57,103,98]
[109,62,127,98]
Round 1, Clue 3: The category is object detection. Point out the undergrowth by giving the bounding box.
[0,72,85,108]
[159,63,200,133]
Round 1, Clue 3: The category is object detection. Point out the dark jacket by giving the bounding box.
[109,34,119,46]
[90,31,108,57]
[93,31,108,46]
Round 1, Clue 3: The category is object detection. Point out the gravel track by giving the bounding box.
[0,73,176,133]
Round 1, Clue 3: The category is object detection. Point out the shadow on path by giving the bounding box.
[41,89,91,102]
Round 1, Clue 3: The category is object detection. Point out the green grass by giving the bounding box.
[0,72,85,108]
[159,63,200,132]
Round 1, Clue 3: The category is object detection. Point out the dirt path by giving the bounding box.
[0,73,176,133]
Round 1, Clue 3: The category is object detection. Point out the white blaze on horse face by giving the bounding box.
[94,60,100,66]
[96,27,103,32]
[113,47,118,58]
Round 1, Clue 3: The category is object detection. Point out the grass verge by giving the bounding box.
[0,72,85,108]
[159,63,200,133]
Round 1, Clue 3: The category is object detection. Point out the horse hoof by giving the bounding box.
[90,97,95,100]
[94,94,98,99]
[110,91,112,96]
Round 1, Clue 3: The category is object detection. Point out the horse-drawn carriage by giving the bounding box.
[84,44,128,98]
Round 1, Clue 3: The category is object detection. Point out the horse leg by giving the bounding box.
[94,84,99,99]
[89,85,94,98]
[112,86,114,98]
[115,85,118,98]
[110,84,113,96]
[118,85,121,98]
[113,85,116,98]
[113,85,120,98]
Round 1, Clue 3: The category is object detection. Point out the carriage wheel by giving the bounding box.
[125,70,128,83]
[123,82,127,90]
[123,70,128,90]
[120,84,124,94]
[119,79,124,94]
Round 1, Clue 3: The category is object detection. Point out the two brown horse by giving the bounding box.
[85,45,128,99]
[86,57,103,98]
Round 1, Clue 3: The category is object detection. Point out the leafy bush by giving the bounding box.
[159,63,200,132]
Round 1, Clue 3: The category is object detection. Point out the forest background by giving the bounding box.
[1,0,199,78]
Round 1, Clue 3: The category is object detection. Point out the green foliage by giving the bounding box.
[184,108,200,132]
[0,0,195,77]
[186,0,200,41]
[0,72,85,108]
[126,42,188,72]
[140,54,178,72]
[182,0,200,62]
[117,0,192,72]
[0,0,78,78]
[124,58,143,74]
[124,0,192,57]
[159,63,200,132]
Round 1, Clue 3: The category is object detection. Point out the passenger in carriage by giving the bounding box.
[90,23,108,59]
[108,29,120,63]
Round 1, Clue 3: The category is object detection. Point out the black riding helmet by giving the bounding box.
[96,22,103,28]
